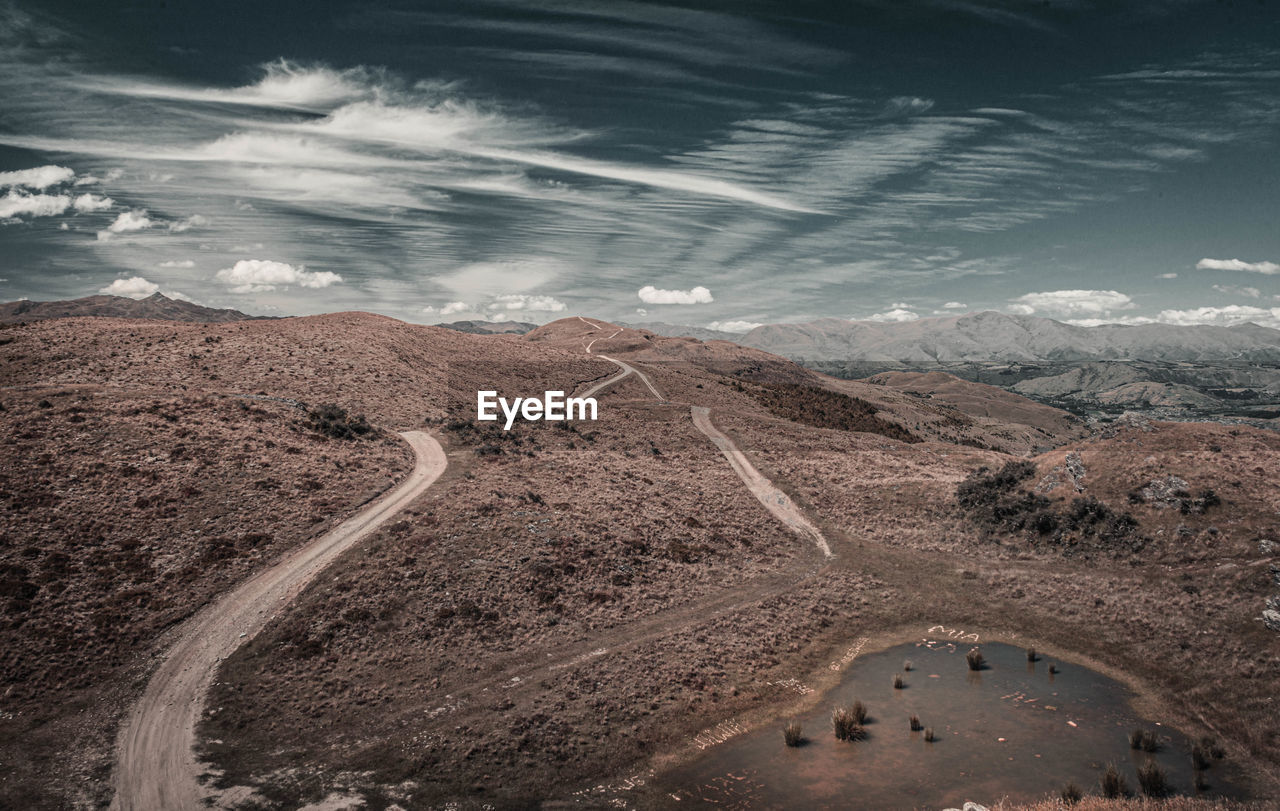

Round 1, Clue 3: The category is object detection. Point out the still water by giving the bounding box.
[654,640,1244,809]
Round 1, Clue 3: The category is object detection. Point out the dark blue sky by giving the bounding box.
[1,0,1277,328]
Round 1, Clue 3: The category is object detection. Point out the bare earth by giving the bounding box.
[112,432,447,810]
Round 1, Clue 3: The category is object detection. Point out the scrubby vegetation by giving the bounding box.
[1059,782,1083,804]
[751,383,918,443]
[307,403,373,440]
[1100,763,1127,798]
[1137,761,1167,797]
[966,648,984,671]
[832,704,867,741]
[783,721,803,747]
[1129,729,1160,752]
[956,461,1144,556]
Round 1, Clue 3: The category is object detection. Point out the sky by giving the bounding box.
[1,0,1278,329]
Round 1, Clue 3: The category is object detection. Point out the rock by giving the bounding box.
[1142,475,1190,508]
[1272,564,1280,589]
[1261,539,1277,555]
[1263,609,1280,633]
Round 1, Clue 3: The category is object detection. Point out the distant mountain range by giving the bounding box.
[434,319,537,335]
[0,293,260,324]
[619,321,745,342]
[737,311,1280,363]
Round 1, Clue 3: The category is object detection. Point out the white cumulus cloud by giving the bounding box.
[1011,289,1135,316]
[96,208,154,240]
[0,165,75,190]
[708,320,763,333]
[486,294,566,312]
[168,214,208,233]
[1156,272,1178,279]
[72,193,114,212]
[864,308,919,323]
[1156,305,1280,328]
[158,259,195,268]
[214,259,342,293]
[1212,284,1261,299]
[1196,258,1279,275]
[942,301,967,309]
[0,191,70,219]
[99,276,159,299]
[638,285,713,305]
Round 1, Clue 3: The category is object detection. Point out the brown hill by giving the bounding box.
[3,311,1274,807]
[0,292,261,324]
[866,370,1087,442]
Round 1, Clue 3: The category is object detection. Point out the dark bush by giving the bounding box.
[1101,763,1127,798]
[1060,783,1082,804]
[308,404,373,440]
[832,707,865,741]
[1137,761,1167,797]
[783,721,803,747]
[966,648,984,671]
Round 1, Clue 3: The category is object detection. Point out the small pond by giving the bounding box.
[654,639,1245,809]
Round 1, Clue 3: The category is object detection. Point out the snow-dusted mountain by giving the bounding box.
[739,311,1280,363]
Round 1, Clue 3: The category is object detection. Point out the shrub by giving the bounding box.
[1048,664,1059,675]
[832,707,865,741]
[1191,743,1211,770]
[308,404,373,440]
[1026,647,1037,662]
[903,660,913,671]
[923,727,936,742]
[1137,761,1167,797]
[909,714,922,731]
[892,674,905,689]
[966,648,984,671]
[1060,783,1082,804]
[783,721,803,747]
[1129,729,1159,752]
[851,700,868,724]
[1101,763,1127,798]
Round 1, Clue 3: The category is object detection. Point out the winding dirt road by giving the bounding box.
[112,430,447,811]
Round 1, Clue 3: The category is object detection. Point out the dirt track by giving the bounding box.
[690,406,833,558]
[111,430,447,811]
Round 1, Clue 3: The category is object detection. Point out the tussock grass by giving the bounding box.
[1060,782,1083,804]
[1129,729,1159,752]
[923,727,936,742]
[892,674,905,689]
[832,706,865,741]
[783,721,803,747]
[1137,761,1167,797]
[1027,647,1037,662]
[1100,763,1127,798]
[966,648,984,671]
[909,714,922,731]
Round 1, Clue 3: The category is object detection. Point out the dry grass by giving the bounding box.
[1101,762,1128,798]
[909,714,922,731]
[783,721,803,747]
[966,648,985,671]
[832,707,866,742]
[1138,761,1168,797]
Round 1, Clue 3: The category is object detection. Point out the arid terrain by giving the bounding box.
[1,312,1278,809]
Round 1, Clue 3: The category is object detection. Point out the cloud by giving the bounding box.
[708,319,762,332]
[863,308,919,322]
[0,165,74,190]
[486,294,565,312]
[214,259,342,293]
[1212,284,1261,299]
[0,191,70,219]
[941,301,967,309]
[72,193,114,212]
[1156,272,1178,279]
[882,96,934,117]
[439,301,470,316]
[635,308,647,317]
[1156,305,1280,328]
[158,259,195,268]
[99,276,159,299]
[168,214,208,232]
[1011,289,1135,316]
[96,209,154,240]
[638,285,713,304]
[1196,258,1279,275]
